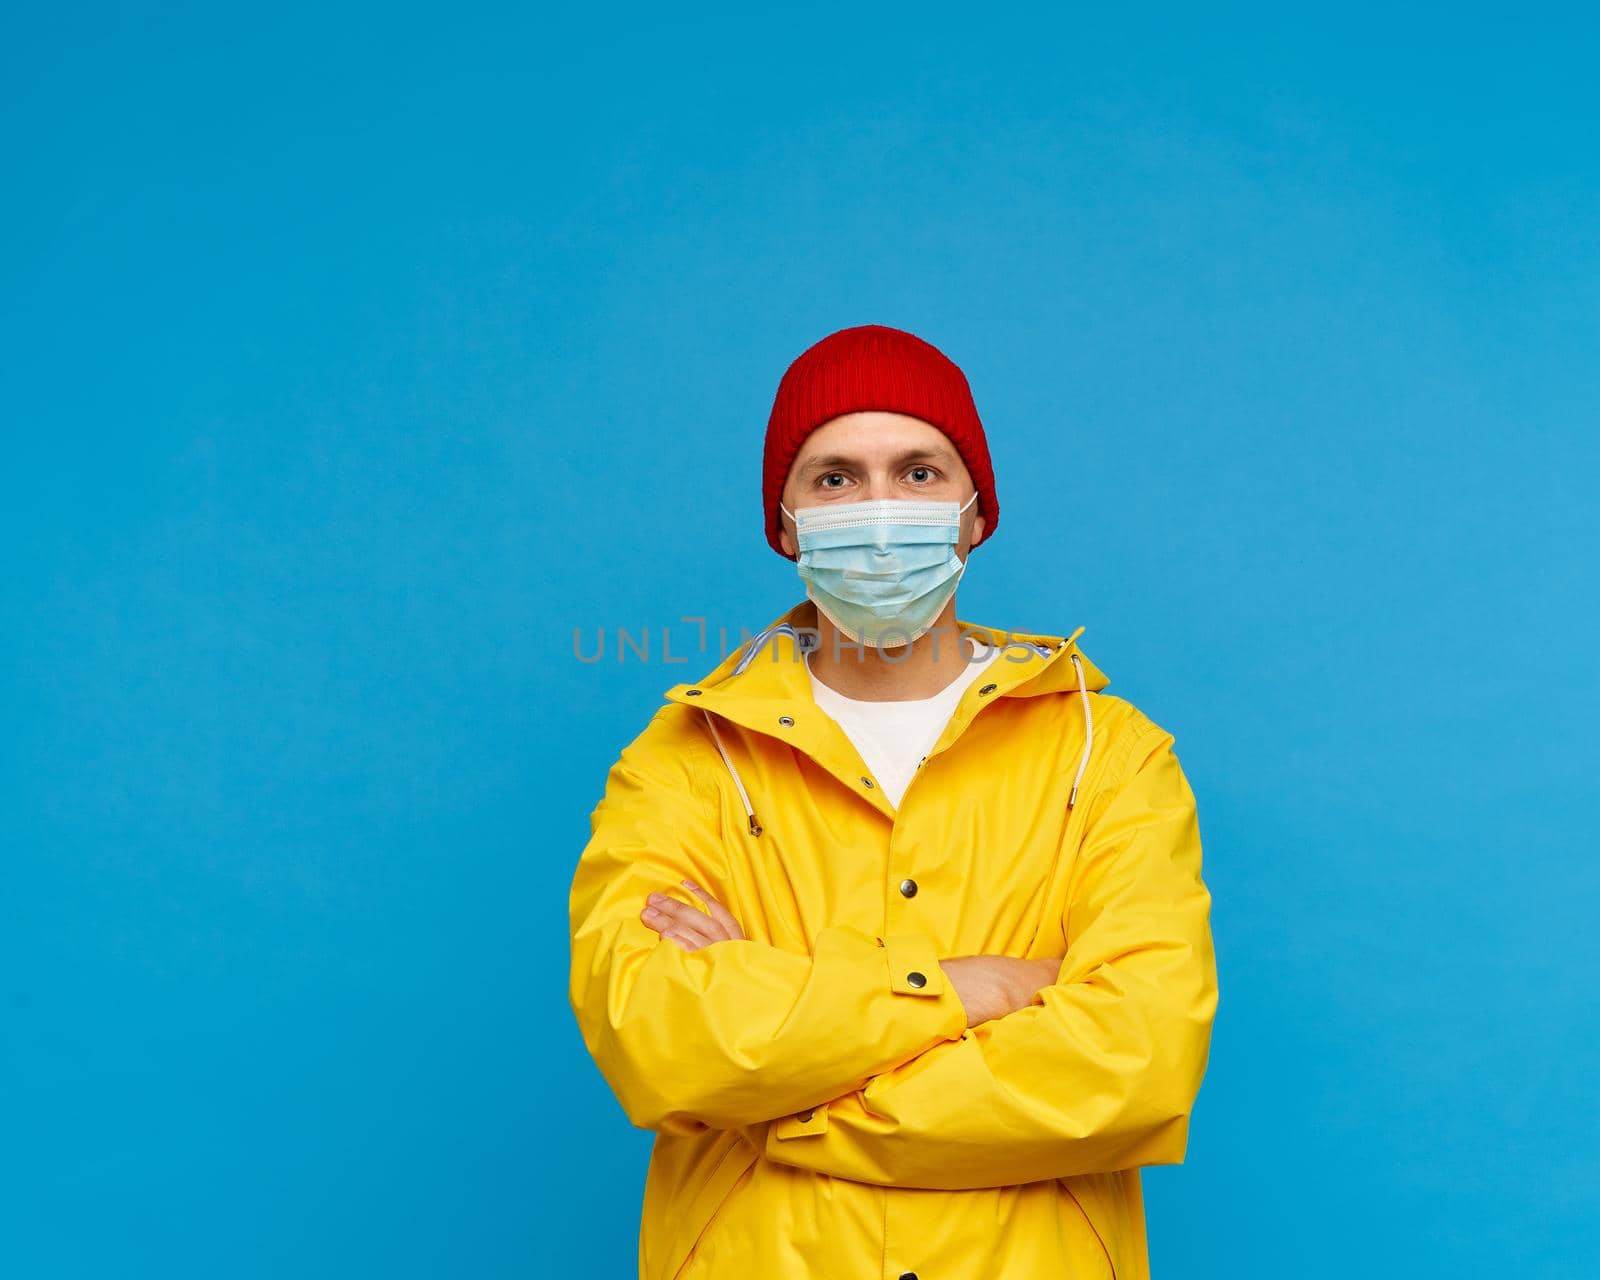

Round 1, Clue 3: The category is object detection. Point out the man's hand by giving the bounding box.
[640,879,746,951]
[939,955,1064,1026]
[640,885,1064,1026]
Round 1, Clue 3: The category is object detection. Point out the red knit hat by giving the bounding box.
[762,323,999,559]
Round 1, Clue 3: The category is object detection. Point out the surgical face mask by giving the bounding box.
[778,491,979,647]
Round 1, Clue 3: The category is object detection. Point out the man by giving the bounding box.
[568,323,1219,1279]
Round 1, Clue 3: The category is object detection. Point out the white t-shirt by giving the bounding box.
[805,636,1002,809]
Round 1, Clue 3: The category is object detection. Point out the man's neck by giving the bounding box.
[805,603,981,702]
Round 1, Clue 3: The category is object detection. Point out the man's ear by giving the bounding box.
[779,521,796,559]
[969,513,987,550]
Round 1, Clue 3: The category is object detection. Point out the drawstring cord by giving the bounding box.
[692,620,806,839]
[1067,651,1093,810]
[702,710,763,837]
[699,641,1094,834]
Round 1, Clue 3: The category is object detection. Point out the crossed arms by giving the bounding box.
[566,706,1218,1190]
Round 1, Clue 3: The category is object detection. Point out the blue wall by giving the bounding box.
[4,4,1596,1275]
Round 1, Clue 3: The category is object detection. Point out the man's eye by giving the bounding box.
[821,474,846,488]
[909,466,932,482]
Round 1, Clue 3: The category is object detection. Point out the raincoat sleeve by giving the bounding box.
[759,721,1218,1188]
[568,705,970,1136]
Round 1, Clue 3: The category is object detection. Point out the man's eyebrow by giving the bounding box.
[798,446,958,475]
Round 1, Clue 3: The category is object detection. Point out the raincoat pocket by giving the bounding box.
[672,1151,757,1280]
[1058,1174,1120,1280]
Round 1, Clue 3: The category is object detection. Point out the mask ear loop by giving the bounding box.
[778,500,800,559]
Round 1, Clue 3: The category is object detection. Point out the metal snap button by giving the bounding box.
[979,682,998,695]
[899,878,918,898]
[778,715,794,727]
[797,1107,815,1122]
[906,970,927,988]
[685,688,702,697]
[861,776,875,788]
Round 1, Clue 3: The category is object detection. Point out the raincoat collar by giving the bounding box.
[663,599,1109,825]
[665,598,1107,715]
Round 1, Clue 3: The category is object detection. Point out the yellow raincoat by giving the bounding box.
[568,598,1218,1279]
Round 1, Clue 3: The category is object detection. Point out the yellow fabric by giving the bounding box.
[568,598,1219,1279]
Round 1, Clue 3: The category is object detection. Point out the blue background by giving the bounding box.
[4,4,1596,1276]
